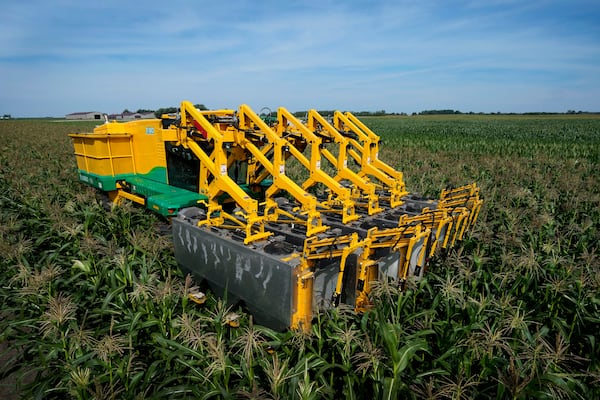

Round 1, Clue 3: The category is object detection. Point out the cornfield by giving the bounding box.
[1,115,599,399]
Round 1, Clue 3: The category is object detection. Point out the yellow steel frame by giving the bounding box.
[175,102,482,320]
[178,101,272,244]
[399,209,454,257]
[191,105,328,236]
[303,233,363,303]
[333,111,409,207]
[364,224,430,279]
[438,183,483,241]
[291,232,365,330]
[304,110,384,215]
[236,104,328,237]
[70,99,484,334]
[275,107,359,224]
[354,224,431,310]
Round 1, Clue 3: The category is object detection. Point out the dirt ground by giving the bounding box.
[0,341,21,399]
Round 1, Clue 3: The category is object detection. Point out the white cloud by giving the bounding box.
[1,0,599,116]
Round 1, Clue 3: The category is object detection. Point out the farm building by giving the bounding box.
[65,111,103,120]
[107,111,156,121]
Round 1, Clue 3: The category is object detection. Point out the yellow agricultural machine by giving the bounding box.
[69,100,482,331]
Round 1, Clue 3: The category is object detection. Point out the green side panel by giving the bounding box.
[126,175,207,217]
[126,175,168,197]
[77,170,134,191]
[147,192,207,217]
[76,170,272,217]
[76,168,206,217]
[143,167,169,184]
[77,167,167,191]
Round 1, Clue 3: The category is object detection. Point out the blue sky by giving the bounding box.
[1,0,599,117]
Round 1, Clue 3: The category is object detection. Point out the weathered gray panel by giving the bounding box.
[377,236,427,280]
[313,262,339,310]
[378,252,401,279]
[172,218,295,331]
[313,254,359,309]
[409,237,426,278]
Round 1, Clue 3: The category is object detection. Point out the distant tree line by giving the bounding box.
[418,109,461,115]
[292,109,600,117]
[111,106,596,119]
[413,109,597,116]
[290,110,408,118]
[151,104,207,118]
[117,105,208,118]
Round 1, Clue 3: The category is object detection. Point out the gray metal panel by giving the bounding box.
[409,237,426,278]
[172,218,295,331]
[378,252,401,279]
[377,236,427,280]
[313,262,339,310]
[313,254,359,310]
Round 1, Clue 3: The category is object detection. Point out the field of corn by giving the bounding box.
[1,114,599,399]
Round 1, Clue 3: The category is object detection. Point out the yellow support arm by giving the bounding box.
[178,101,271,243]
[344,112,406,182]
[237,104,327,237]
[277,107,358,223]
[305,110,383,215]
[303,233,364,306]
[439,183,483,235]
[333,111,407,207]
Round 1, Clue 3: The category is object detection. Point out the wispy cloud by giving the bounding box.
[1,0,599,116]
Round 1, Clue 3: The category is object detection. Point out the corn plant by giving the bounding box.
[1,115,599,399]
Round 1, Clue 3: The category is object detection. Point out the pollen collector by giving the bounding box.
[69,100,482,331]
